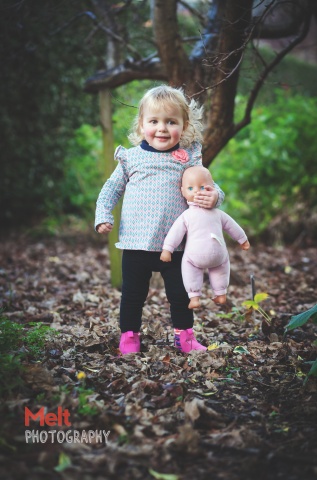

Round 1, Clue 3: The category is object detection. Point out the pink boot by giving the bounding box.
[119,331,140,354]
[174,328,207,353]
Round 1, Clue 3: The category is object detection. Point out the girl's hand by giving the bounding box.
[194,184,218,209]
[160,250,172,262]
[97,222,113,234]
[240,240,250,250]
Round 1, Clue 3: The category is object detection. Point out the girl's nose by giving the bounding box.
[158,122,167,131]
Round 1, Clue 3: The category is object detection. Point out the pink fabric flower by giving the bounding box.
[172,149,189,163]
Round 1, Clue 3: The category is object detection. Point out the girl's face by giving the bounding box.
[140,104,186,151]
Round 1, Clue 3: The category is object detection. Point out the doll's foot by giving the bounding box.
[213,294,227,305]
[188,297,201,309]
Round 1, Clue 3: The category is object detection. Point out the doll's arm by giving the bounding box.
[160,214,187,262]
[160,250,172,262]
[220,211,250,246]
[240,240,250,250]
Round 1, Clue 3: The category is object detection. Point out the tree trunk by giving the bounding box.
[99,89,122,288]
[153,0,191,86]
[201,0,253,165]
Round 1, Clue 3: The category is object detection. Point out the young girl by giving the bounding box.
[95,85,225,354]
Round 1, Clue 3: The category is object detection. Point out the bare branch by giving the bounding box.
[234,11,311,135]
[188,0,267,99]
[50,9,141,60]
[178,0,207,26]
[84,56,168,93]
[49,11,98,36]
[252,0,308,39]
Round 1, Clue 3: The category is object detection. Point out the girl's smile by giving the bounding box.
[140,105,186,151]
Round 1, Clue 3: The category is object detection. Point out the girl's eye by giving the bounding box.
[200,186,205,190]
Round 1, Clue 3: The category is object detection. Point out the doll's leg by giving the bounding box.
[181,255,204,309]
[208,257,230,304]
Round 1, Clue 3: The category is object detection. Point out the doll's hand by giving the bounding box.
[160,250,172,262]
[194,184,218,209]
[97,222,113,234]
[240,240,250,250]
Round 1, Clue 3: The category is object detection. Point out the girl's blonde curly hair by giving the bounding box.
[128,85,204,148]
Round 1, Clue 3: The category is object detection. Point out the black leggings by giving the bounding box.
[120,250,194,332]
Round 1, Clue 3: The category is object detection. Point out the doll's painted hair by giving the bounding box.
[128,85,204,148]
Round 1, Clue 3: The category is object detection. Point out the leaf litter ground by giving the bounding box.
[0,233,316,480]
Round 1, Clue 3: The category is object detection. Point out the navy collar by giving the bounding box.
[140,140,180,153]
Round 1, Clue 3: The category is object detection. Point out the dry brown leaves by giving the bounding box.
[0,233,316,480]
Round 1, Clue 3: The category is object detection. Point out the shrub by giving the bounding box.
[212,91,317,238]
[0,314,59,396]
[61,124,103,218]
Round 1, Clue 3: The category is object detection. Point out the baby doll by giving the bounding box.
[160,166,250,309]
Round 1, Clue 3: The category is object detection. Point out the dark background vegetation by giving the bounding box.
[0,0,316,244]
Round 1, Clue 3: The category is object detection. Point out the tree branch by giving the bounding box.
[50,9,141,60]
[252,0,308,39]
[84,56,168,93]
[178,0,207,26]
[234,10,311,135]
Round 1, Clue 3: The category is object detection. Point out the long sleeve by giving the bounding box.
[94,163,128,230]
[162,214,188,253]
[214,182,225,208]
[220,211,248,244]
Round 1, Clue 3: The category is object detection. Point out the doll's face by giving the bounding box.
[181,167,213,202]
[140,103,186,151]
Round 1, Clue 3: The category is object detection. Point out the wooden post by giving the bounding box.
[99,88,122,288]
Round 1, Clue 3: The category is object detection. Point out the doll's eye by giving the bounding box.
[188,187,193,191]
[200,186,205,190]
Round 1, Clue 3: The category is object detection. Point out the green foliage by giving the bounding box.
[242,293,271,323]
[24,322,59,358]
[0,354,25,397]
[54,452,73,473]
[212,91,317,236]
[61,124,103,218]
[0,313,59,396]
[149,469,180,480]
[0,315,59,358]
[77,386,99,417]
[0,1,102,225]
[284,304,317,334]
[0,315,23,353]
[284,304,317,384]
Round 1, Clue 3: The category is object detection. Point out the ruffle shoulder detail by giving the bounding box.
[186,141,202,163]
[114,145,127,165]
